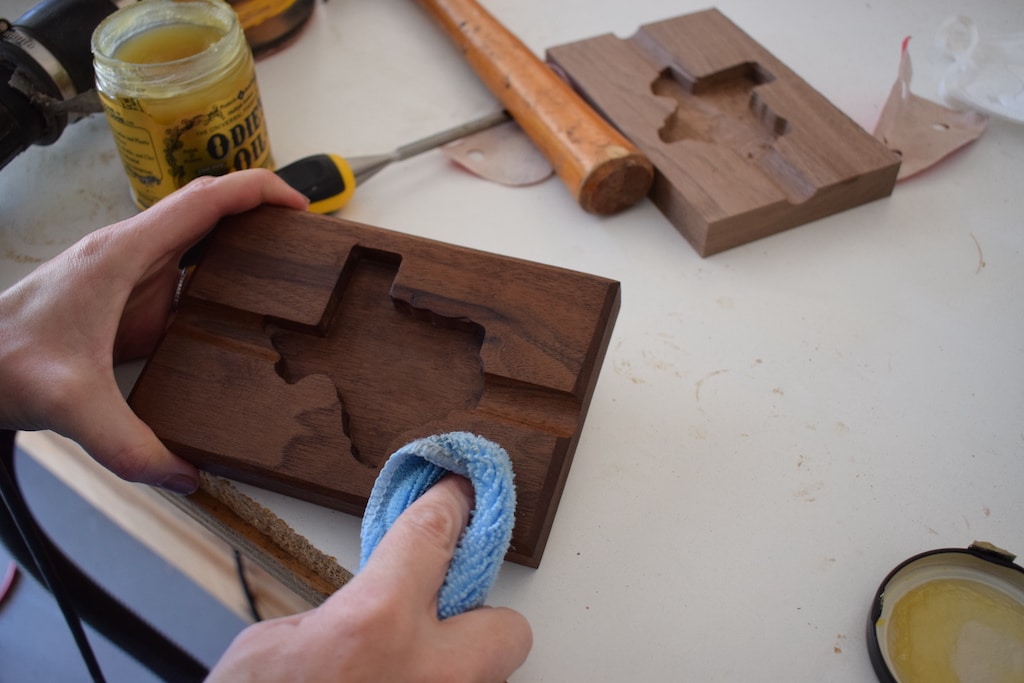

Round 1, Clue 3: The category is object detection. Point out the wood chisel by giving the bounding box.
[275,110,511,214]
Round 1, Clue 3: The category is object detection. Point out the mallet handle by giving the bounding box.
[416,0,653,215]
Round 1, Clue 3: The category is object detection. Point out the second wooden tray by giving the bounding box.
[547,9,901,256]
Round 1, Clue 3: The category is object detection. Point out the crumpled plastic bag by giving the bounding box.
[936,15,1024,125]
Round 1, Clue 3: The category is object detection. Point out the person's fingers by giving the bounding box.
[128,168,309,260]
[440,606,533,681]
[56,374,198,494]
[354,475,474,613]
[106,169,310,360]
[170,166,310,217]
[111,262,183,362]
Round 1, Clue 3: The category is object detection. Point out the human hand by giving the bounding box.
[207,475,532,682]
[0,169,309,493]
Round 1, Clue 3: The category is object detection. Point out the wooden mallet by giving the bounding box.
[416,0,654,215]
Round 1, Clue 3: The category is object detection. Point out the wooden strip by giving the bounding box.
[16,430,321,621]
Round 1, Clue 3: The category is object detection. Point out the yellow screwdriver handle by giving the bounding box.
[275,153,357,214]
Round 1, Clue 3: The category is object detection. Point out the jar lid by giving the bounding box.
[867,541,1024,682]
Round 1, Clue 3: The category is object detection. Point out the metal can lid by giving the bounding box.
[867,542,1024,683]
[229,0,316,56]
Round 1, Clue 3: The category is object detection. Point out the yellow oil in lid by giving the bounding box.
[869,543,1024,683]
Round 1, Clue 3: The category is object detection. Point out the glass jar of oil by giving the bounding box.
[92,0,274,209]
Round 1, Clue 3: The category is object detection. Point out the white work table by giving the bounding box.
[2,0,1023,680]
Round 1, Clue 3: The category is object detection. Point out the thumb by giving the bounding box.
[354,475,473,612]
[440,606,533,680]
[58,377,199,494]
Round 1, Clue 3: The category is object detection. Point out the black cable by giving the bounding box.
[0,430,210,682]
[233,548,263,622]
[0,430,106,682]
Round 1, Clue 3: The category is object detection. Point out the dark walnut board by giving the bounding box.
[129,206,619,568]
[547,9,901,256]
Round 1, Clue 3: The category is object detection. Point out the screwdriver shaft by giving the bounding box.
[347,110,511,184]
[393,110,510,162]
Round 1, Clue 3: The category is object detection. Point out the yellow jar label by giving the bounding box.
[100,71,273,208]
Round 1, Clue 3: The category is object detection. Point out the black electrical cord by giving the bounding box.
[0,429,106,682]
[0,429,209,682]
[233,548,263,622]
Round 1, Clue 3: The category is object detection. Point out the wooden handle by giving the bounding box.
[416,0,653,215]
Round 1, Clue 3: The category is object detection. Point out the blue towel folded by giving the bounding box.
[359,432,516,619]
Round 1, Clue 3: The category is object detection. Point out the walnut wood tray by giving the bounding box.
[547,9,901,256]
[129,206,619,567]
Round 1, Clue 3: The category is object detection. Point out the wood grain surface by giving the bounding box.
[129,206,620,567]
[547,9,901,256]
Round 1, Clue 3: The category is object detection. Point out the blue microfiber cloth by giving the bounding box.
[359,432,516,619]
